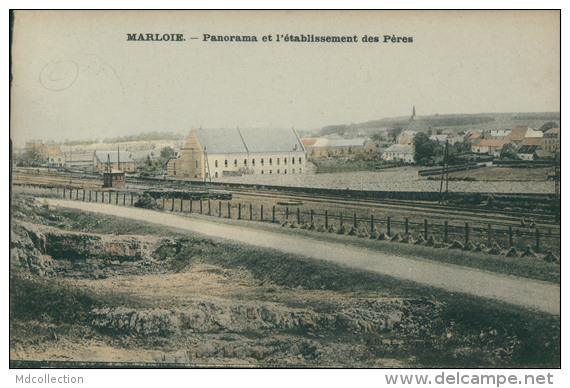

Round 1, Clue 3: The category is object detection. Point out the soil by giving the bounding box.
[9,195,560,367]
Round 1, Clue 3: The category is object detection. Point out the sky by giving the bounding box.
[10,10,560,148]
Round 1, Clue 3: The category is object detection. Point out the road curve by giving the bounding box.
[47,199,560,315]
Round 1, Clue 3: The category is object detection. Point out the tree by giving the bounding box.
[539,122,559,133]
[160,146,175,159]
[500,142,518,159]
[413,132,442,166]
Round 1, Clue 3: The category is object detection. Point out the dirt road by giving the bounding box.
[46,198,560,315]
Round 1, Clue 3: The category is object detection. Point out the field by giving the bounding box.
[9,193,561,367]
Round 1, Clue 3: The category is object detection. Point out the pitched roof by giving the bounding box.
[95,151,134,163]
[325,137,370,148]
[504,126,527,142]
[301,138,328,147]
[301,139,317,147]
[44,140,59,146]
[545,127,560,134]
[473,139,508,147]
[521,138,541,146]
[468,132,482,139]
[192,128,304,155]
[517,145,539,154]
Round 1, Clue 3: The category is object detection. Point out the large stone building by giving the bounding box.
[167,128,306,180]
[94,151,136,173]
[25,140,61,161]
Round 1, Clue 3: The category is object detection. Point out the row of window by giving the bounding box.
[214,157,302,168]
[209,168,302,178]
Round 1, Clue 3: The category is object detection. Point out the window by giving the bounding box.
[284,169,287,174]
[234,159,237,167]
[299,157,302,164]
[292,169,295,174]
[173,171,176,176]
[277,169,280,174]
[173,163,176,169]
[215,172,218,178]
[252,159,255,166]
[261,158,264,166]
[215,160,218,168]
[225,160,228,167]
[195,161,198,168]
[269,170,272,174]
[277,158,280,165]
[269,158,272,165]
[244,159,247,166]
[284,158,287,165]
[292,157,295,164]
[261,170,264,174]
[299,168,302,173]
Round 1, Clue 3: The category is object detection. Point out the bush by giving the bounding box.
[134,194,162,210]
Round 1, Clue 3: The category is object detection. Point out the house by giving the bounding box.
[471,139,510,157]
[167,128,306,180]
[541,127,560,153]
[301,136,376,158]
[381,145,415,163]
[467,132,483,144]
[102,170,126,188]
[94,151,136,173]
[490,129,511,139]
[446,133,465,145]
[25,140,61,161]
[517,145,539,161]
[396,131,417,146]
[429,134,448,145]
[504,126,528,146]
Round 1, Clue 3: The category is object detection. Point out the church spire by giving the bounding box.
[411,105,417,120]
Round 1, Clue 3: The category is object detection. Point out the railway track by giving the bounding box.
[13,169,559,229]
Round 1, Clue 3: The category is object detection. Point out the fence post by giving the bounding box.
[465,222,469,245]
[70,189,73,199]
[190,199,193,213]
[405,218,409,235]
[57,187,59,196]
[95,191,97,202]
[387,216,391,237]
[83,190,85,201]
[200,200,203,214]
[444,221,448,243]
[297,208,300,223]
[353,213,357,228]
[228,202,231,218]
[219,201,222,217]
[340,213,343,227]
[325,211,328,229]
[89,190,92,202]
[424,219,428,240]
[371,215,374,232]
[250,204,253,220]
[76,190,79,200]
[286,207,289,220]
[109,192,112,204]
[535,228,540,253]
[487,224,492,245]
[261,205,264,221]
[238,203,241,219]
[273,206,276,222]
[508,226,513,247]
[171,198,174,211]
[123,193,126,205]
[181,198,184,212]
[116,192,119,205]
[208,200,211,216]
[63,188,66,198]
[310,209,314,223]
[131,193,133,206]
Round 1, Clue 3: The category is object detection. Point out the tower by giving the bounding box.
[411,105,417,120]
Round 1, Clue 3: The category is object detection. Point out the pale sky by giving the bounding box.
[10,10,560,148]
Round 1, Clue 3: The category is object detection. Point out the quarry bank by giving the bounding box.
[9,196,560,367]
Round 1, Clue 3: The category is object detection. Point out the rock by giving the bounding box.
[448,240,464,250]
[224,347,234,358]
[505,247,519,258]
[521,246,538,258]
[307,223,317,231]
[369,231,379,239]
[399,234,414,244]
[252,349,264,360]
[390,233,401,242]
[300,223,309,230]
[425,236,437,246]
[463,242,475,251]
[281,221,291,228]
[247,308,258,319]
[207,323,224,331]
[543,251,559,263]
[474,243,487,252]
[298,316,315,327]
[414,236,426,245]
[377,232,390,241]
[327,226,336,233]
[337,225,347,235]
[347,227,358,236]
[488,243,503,255]
[359,321,375,333]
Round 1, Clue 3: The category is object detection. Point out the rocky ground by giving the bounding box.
[9,196,560,367]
